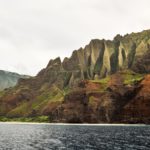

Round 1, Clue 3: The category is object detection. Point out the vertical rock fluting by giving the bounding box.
[18,30,150,90]
[0,29,150,122]
[57,31,150,87]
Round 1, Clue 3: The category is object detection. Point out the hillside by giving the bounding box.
[0,29,150,123]
[0,70,29,91]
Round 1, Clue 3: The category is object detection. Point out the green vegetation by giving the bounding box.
[122,70,144,85]
[0,91,5,98]
[88,96,96,106]
[96,76,110,84]
[7,102,30,117]
[90,76,110,91]
[6,86,64,117]
[110,40,119,74]
[32,89,64,112]
[0,116,49,123]
[63,86,71,95]
[32,91,54,110]
[127,43,136,68]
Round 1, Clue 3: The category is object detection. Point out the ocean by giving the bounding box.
[0,123,150,150]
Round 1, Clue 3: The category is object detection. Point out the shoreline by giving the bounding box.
[0,122,148,126]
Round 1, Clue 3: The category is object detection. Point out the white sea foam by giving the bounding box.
[0,122,147,126]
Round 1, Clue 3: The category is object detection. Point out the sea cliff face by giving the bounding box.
[0,29,150,123]
[36,30,150,88]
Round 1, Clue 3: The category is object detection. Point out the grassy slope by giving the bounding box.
[88,70,145,108]
[122,70,144,85]
[0,70,145,122]
[0,116,49,123]
[6,86,65,118]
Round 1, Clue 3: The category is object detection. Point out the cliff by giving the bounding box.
[0,29,150,123]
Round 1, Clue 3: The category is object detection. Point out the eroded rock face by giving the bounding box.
[132,47,150,73]
[49,73,150,123]
[16,30,150,91]
[0,29,150,123]
[119,75,150,123]
[36,29,150,87]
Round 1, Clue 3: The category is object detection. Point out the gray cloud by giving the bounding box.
[0,0,150,75]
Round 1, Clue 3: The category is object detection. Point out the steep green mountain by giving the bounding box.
[0,70,29,91]
[0,29,150,123]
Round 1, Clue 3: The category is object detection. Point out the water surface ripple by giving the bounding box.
[0,123,150,150]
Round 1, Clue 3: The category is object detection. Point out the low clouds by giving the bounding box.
[0,0,150,75]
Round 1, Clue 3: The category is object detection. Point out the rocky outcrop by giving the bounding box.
[0,29,150,123]
[119,75,150,123]
[49,72,145,123]
[37,29,150,88]
[15,30,150,90]
[132,46,150,73]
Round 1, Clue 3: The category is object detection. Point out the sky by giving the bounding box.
[0,0,150,76]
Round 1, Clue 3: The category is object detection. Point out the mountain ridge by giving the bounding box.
[35,29,150,89]
[0,29,150,123]
[0,70,30,91]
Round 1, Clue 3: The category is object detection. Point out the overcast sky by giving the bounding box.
[0,0,150,75]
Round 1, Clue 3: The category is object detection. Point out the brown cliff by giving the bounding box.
[0,29,150,123]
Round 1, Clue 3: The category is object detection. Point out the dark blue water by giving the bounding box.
[0,123,150,150]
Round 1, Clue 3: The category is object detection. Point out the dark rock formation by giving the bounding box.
[49,72,146,123]
[0,29,150,123]
[119,75,150,124]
